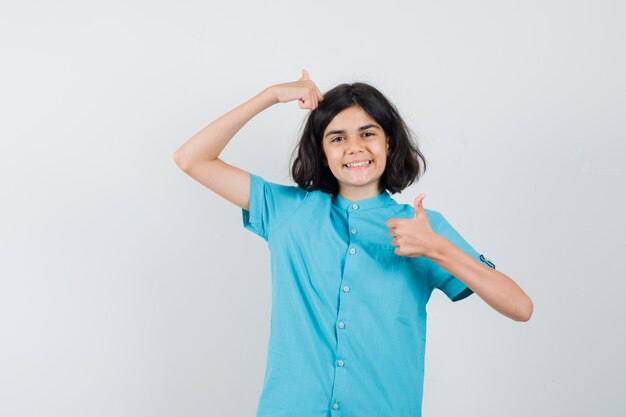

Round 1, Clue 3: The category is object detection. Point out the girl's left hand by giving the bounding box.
[385,193,438,258]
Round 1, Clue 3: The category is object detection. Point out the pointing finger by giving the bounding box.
[316,86,324,100]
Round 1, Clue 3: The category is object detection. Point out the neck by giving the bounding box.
[338,183,383,202]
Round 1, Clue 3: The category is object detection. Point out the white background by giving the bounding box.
[1,1,624,416]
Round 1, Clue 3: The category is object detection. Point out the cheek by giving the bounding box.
[330,156,342,165]
[376,146,388,163]
[377,153,388,171]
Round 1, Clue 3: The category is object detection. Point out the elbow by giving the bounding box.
[173,150,189,171]
[173,150,218,171]
[515,297,534,322]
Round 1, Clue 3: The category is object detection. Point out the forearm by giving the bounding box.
[427,235,533,322]
[174,87,278,167]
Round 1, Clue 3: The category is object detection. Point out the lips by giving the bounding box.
[343,159,372,168]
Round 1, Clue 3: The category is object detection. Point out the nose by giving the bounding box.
[345,135,365,153]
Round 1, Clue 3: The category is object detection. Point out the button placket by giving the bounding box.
[332,203,359,410]
[330,204,361,413]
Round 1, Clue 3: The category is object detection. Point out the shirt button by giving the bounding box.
[332,403,340,410]
[338,321,345,329]
[352,203,359,210]
[337,359,345,367]
[343,285,350,293]
[349,247,356,255]
[351,228,357,234]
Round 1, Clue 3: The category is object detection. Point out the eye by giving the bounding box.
[330,132,374,143]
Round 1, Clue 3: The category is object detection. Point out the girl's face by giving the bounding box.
[321,105,389,200]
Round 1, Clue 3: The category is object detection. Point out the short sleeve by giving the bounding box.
[241,172,308,241]
[427,211,497,302]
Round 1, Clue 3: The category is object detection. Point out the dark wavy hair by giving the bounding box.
[290,82,426,196]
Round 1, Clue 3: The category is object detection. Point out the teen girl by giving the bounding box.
[174,69,533,417]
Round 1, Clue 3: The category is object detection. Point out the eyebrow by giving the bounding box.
[324,124,381,138]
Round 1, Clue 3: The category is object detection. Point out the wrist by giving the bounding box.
[260,86,279,105]
[426,234,448,261]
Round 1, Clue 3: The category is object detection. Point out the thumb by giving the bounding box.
[413,193,426,218]
[299,68,309,81]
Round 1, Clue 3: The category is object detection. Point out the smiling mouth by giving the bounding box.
[343,160,372,169]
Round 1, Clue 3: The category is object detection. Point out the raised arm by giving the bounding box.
[173,69,323,210]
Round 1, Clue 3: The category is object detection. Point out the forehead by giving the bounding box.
[324,105,379,132]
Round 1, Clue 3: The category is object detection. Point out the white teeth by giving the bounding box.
[345,160,371,168]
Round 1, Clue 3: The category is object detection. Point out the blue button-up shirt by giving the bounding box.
[242,172,495,417]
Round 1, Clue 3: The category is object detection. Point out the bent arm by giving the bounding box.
[428,235,534,322]
[174,88,277,166]
[173,88,278,211]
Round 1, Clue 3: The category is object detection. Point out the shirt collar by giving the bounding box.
[331,190,394,211]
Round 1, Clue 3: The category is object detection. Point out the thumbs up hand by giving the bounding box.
[385,193,437,258]
[266,68,324,110]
